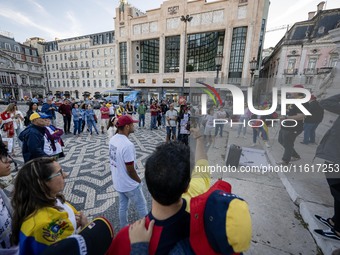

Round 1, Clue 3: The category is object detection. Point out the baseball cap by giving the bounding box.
[40,217,114,255]
[29,112,50,121]
[116,115,138,127]
[293,84,304,88]
[190,180,252,255]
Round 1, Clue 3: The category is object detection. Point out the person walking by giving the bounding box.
[277,85,306,165]
[109,115,148,229]
[301,95,324,145]
[85,105,99,135]
[314,94,340,242]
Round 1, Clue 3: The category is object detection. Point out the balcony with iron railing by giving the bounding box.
[70,75,80,79]
[303,68,318,75]
[284,68,298,75]
[68,56,79,61]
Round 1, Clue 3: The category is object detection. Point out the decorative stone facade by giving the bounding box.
[0,35,45,100]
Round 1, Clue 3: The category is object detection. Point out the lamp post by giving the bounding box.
[42,42,51,95]
[180,14,192,97]
[215,52,223,84]
[249,57,257,87]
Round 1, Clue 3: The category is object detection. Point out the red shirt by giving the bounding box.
[107,199,190,255]
[150,104,158,116]
[100,106,110,119]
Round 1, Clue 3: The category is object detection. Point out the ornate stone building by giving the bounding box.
[261,3,340,97]
[0,34,45,100]
[115,0,270,102]
[40,31,116,99]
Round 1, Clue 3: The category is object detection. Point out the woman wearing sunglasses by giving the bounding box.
[11,157,88,255]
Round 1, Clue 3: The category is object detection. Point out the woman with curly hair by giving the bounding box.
[11,157,88,255]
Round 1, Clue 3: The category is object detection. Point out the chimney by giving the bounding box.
[317,1,326,12]
[308,11,316,20]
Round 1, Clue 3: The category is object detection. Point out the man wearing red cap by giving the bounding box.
[107,129,212,255]
[108,115,148,229]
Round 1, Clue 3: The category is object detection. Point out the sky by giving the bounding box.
[0,0,340,49]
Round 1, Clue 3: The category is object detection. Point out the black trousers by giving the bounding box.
[63,115,71,133]
[326,161,340,232]
[278,129,302,162]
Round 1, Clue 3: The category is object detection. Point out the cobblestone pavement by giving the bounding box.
[0,104,167,230]
[0,104,319,254]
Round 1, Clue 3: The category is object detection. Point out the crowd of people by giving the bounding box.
[0,89,339,254]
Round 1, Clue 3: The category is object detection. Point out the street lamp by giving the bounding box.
[215,52,223,84]
[249,57,257,87]
[180,14,193,97]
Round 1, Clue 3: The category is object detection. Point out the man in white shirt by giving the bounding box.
[109,115,148,228]
[165,103,178,142]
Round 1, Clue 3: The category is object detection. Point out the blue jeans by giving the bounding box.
[87,120,99,134]
[237,117,248,136]
[303,123,319,144]
[214,124,224,137]
[73,120,81,135]
[166,126,176,139]
[161,115,166,127]
[252,127,268,143]
[118,184,148,228]
[151,115,157,129]
[139,114,145,127]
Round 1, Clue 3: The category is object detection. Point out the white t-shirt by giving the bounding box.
[44,127,63,156]
[56,199,77,233]
[179,113,190,135]
[109,134,139,192]
[165,109,178,127]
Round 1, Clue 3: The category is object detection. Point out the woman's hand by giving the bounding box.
[76,211,88,229]
[129,218,155,244]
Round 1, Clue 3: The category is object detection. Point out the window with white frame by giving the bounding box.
[307,58,317,69]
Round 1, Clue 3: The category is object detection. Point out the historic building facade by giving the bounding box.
[115,0,269,102]
[0,34,45,100]
[41,31,116,99]
[261,3,340,98]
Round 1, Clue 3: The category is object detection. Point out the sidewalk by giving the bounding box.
[264,126,338,255]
